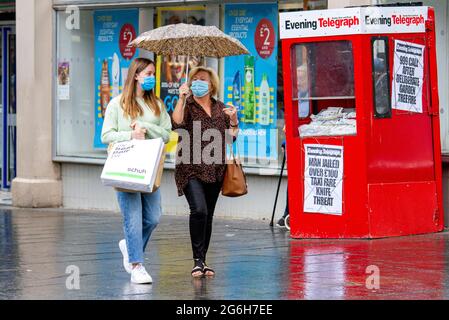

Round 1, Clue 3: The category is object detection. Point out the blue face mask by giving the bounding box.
[141,75,155,91]
[191,80,210,98]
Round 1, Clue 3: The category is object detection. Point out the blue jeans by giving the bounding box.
[116,189,162,264]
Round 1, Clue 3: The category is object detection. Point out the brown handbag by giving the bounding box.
[222,144,248,197]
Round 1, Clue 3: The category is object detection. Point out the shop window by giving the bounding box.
[54,3,329,170]
[291,41,356,138]
[372,37,391,118]
[56,9,99,159]
[54,6,218,162]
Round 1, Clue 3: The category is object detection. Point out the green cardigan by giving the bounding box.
[101,95,172,145]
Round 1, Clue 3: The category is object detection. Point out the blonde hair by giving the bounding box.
[120,58,162,119]
[188,66,220,97]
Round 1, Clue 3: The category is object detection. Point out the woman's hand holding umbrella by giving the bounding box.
[179,83,191,102]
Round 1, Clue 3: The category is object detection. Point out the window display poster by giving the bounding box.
[304,144,344,216]
[58,61,70,100]
[156,7,206,158]
[224,3,278,161]
[392,40,425,114]
[94,9,139,149]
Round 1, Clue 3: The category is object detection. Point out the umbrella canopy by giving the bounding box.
[130,23,249,58]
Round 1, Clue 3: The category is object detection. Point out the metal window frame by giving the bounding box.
[52,9,58,166]
[2,26,15,190]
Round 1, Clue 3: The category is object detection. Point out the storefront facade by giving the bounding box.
[13,0,329,219]
[12,0,449,224]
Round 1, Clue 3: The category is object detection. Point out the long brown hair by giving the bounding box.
[120,58,162,119]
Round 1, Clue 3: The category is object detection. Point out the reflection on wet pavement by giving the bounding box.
[0,208,448,300]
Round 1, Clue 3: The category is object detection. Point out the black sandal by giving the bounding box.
[202,263,215,277]
[191,259,204,278]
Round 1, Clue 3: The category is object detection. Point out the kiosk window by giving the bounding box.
[291,41,355,102]
[291,41,356,137]
[372,38,391,118]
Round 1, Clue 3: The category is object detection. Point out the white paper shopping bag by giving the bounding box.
[101,138,164,193]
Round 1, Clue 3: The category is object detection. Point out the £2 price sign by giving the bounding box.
[119,23,137,60]
[255,18,275,59]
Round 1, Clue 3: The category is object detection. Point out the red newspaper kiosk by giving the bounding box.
[280,6,444,238]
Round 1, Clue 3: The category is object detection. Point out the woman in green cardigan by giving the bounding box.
[101,58,172,284]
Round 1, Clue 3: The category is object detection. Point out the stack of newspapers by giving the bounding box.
[299,107,357,138]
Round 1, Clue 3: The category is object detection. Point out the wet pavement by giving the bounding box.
[1,206,449,300]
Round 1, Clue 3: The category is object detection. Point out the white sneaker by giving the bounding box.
[119,239,132,274]
[131,264,153,284]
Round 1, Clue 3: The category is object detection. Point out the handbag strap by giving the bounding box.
[229,142,241,163]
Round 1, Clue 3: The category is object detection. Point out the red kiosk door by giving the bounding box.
[367,29,443,236]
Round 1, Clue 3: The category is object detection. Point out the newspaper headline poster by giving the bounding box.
[93,9,139,149]
[392,40,425,113]
[224,2,279,161]
[304,144,344,215]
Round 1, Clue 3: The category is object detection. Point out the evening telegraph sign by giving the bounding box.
[280,7,428,39]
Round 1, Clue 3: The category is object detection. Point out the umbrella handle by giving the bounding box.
[185,54,190,83]
[182,55,190,109]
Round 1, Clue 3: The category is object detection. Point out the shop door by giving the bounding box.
[0,26,16,189]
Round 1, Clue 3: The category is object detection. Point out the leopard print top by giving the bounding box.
[171,96,231,196]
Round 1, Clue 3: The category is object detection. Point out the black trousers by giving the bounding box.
[183,178,222,262]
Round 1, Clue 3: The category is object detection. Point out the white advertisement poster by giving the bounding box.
[280,8,361,39]
[361,6,427,35]
[304,144,344,215]
[58,61,70,100]
[392,40,425,113]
